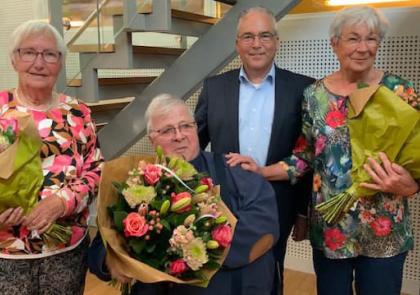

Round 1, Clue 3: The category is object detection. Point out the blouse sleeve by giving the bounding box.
[55,103,103,216]
[280,85,316,185]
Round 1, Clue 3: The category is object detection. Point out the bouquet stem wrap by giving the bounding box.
[0,111,71,249]
[316,85,420,224]
[0,111,43,214]
[97,155,237,286]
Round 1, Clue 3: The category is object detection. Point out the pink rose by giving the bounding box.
[0,118,18,134]
[123,213,149,237]
[144,164,162,185]
[169,259,188,276]
[211,225,232,248]
[70,226,85,246]
[171,192,192,213]
[370,216,392,237]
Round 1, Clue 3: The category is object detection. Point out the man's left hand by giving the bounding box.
[360,152,419,196]
[225,153,260,173]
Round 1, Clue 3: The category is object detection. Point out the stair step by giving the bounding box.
[85,97,134,113]
[69,44,185,56]
[68,76,157,87]
[133,46,185,56]
[171,9,219,25]
[102,7,219,25]
[68,44,115,53]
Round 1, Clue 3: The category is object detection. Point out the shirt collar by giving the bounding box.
[239,63,275,85]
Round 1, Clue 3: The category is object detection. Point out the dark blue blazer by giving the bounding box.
[195,66,315,247]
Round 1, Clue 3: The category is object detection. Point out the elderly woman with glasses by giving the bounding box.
[229,6,419,295]
[0,20,103,294]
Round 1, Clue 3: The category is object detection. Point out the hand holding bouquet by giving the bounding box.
[97,149,236,287]
[316,85,420,224]
[0,110,71,251]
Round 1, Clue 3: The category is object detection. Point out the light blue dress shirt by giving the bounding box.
[238,64,275,166]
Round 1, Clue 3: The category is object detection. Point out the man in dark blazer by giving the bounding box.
[194,6,314,295]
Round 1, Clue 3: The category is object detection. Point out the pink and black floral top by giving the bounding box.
[0,90,103,257]
[282,74,418,259]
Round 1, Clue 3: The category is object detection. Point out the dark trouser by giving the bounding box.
[0,236,90,295]
[313,249,407,295]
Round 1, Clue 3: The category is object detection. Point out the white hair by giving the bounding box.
[329,6,389,41]
[237,6,277,36]
[9,20,66,63]
[145,93,193,134]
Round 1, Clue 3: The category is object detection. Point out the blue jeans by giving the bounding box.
[313,249,407,295]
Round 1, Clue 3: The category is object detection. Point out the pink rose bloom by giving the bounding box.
[370,216,392,237]
[169,259,188,276]
[70,226,85,246]
[171,192,192,213]
[123,213,149,237]
[0,118,18,134]
[211,225,232,248]
[144,164,162,185]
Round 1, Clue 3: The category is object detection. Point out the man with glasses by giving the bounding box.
[195,6,315,295]
[89,94,279,294]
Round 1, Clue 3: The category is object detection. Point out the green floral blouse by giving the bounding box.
[282,73,418,259]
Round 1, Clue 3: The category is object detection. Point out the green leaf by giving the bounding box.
[146,243,156,253]
[160,219,171,231]
[113,211,128,232]
[204,260,220,270]
[128,239,146,254]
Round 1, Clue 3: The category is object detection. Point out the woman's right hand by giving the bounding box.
[0,207,24,227]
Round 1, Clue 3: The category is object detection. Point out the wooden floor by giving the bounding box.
[83,269,317,295]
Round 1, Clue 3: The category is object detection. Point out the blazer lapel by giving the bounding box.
[266,67,292,164]
[224,71,240,152]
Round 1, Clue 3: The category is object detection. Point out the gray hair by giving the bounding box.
[237,6,277,36]
[145,93,193,134]
[329,6,389,41]
[9,20,66,63]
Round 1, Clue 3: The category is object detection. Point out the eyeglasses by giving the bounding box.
[237,32,277,44]
[339,36,380,48]
[150,122,197,138]
[15,48,62,64]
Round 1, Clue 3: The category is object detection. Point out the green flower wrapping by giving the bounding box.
[316,85,420,224]
[0,111,71,249]
[0,112,43,214]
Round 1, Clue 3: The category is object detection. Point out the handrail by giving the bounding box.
[66,0,112,47]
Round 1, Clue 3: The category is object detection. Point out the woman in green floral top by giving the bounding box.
[226,6,419,295]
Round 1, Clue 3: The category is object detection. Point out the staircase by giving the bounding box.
[51,0,299,159]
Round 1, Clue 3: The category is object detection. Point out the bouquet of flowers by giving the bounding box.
[97,148,236,288]
[316,85,420,224]
[0,110,71,251]
[0,117,17,153]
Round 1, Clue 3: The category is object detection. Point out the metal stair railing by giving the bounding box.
[98,0,300,160]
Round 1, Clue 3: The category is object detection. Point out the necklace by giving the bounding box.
[14,88,59,112]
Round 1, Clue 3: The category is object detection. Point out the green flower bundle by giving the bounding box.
[316,85,420,224]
